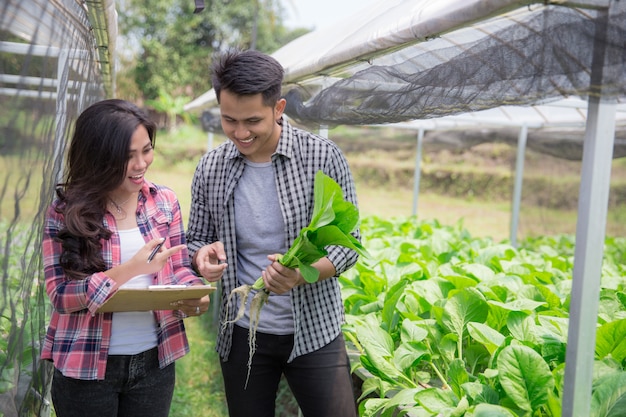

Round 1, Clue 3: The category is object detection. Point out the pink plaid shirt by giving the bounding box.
[41,181,204,380]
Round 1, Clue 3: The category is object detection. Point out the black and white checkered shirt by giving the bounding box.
[186,117,361,361]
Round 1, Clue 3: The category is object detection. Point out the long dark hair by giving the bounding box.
[55,99,156,280]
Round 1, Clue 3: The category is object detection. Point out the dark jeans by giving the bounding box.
[51,347,175,417]
[221,325,358,417]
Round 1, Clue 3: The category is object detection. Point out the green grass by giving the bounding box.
[172,303,299,417]
[0,155,46,222]
[171,315,228,416]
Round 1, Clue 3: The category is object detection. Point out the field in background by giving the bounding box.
[4,122,623,242]
[150,123,626,242]
[149,152,520,242]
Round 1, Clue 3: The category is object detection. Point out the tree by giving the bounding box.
[116,0,307,116]
[145,90,192,133]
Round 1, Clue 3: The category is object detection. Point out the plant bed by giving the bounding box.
[348,345,422,417]
[341,216,626,416]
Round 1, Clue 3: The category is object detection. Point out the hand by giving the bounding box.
[106,239,186,287]
[133,239,185,275]
[261,254,305,295]
[175,294,210,317]
[193,242,227,282]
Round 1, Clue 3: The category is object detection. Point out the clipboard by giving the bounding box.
[97,285,216,313]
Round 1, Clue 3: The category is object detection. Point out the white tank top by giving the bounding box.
[109,227,158,355]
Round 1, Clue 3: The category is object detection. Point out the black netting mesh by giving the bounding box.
[1,1,108,415]
[282,3,626,161]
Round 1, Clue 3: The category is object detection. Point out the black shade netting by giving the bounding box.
[283,3,626,161]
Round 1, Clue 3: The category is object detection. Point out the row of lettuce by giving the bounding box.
[341,216,626,417]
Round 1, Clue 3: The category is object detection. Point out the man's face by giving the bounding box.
[219,90,286,163]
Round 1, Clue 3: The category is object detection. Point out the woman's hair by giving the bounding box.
[55,99,156,280]
[211,48,284,107]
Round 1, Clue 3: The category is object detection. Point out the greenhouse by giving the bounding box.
[2,0,626,416]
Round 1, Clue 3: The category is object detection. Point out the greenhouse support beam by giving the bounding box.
[412,128,424,216]
[562,97,615,417]
[562,3,616,414]
[318,125,329,139]
[53,49,70,186]
[206,131,214,151]
[509,124,527,247]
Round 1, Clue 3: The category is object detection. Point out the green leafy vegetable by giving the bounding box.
[251,169,367,287]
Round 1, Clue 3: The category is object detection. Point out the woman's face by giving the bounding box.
[112,124,154,198]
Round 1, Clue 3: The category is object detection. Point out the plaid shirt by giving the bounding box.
[41,181,204,380]
[187,118,360,362]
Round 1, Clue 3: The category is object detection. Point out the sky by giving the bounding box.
[282,0,379,30]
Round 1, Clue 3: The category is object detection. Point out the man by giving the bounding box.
[186,48,361,417]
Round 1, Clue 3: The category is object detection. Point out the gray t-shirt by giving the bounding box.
[234,159,294,334]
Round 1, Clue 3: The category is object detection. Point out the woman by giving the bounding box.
[41,99,209,417]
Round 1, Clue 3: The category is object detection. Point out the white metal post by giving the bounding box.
[207,131,214,151]
[562,97,616,417]
[319,124,329,138]
[53,48,70,186]
[412,128,424,216]
[509,124,527,246]
[561,5,616,414]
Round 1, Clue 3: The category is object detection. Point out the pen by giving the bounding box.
[147,238,166,263]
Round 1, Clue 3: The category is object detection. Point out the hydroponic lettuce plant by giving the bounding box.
[224,170,368,386]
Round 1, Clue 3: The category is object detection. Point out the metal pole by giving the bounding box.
[562,98,616,417]
[562,4,616,415]
[53,48,70,186]
[412,129,424,216]
[509,124,527,246]
[318,125,329,138]
[207,131,214,151]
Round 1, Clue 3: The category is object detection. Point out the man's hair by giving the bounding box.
[211,49,284,106]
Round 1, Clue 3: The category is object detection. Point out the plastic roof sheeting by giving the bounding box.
[186,0,626,131]
[280,0,626,126]
[390,98,626,159]
[398,98,626,129]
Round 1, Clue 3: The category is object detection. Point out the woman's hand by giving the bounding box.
[107,238,185,286]
[175,294,210,317]
[133,238,185,275]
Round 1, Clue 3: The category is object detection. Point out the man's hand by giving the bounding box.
[193,241,227,282]
[260,254,305,295]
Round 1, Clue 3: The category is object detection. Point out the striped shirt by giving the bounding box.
[186,117,360,361]
[41,181,205,380]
